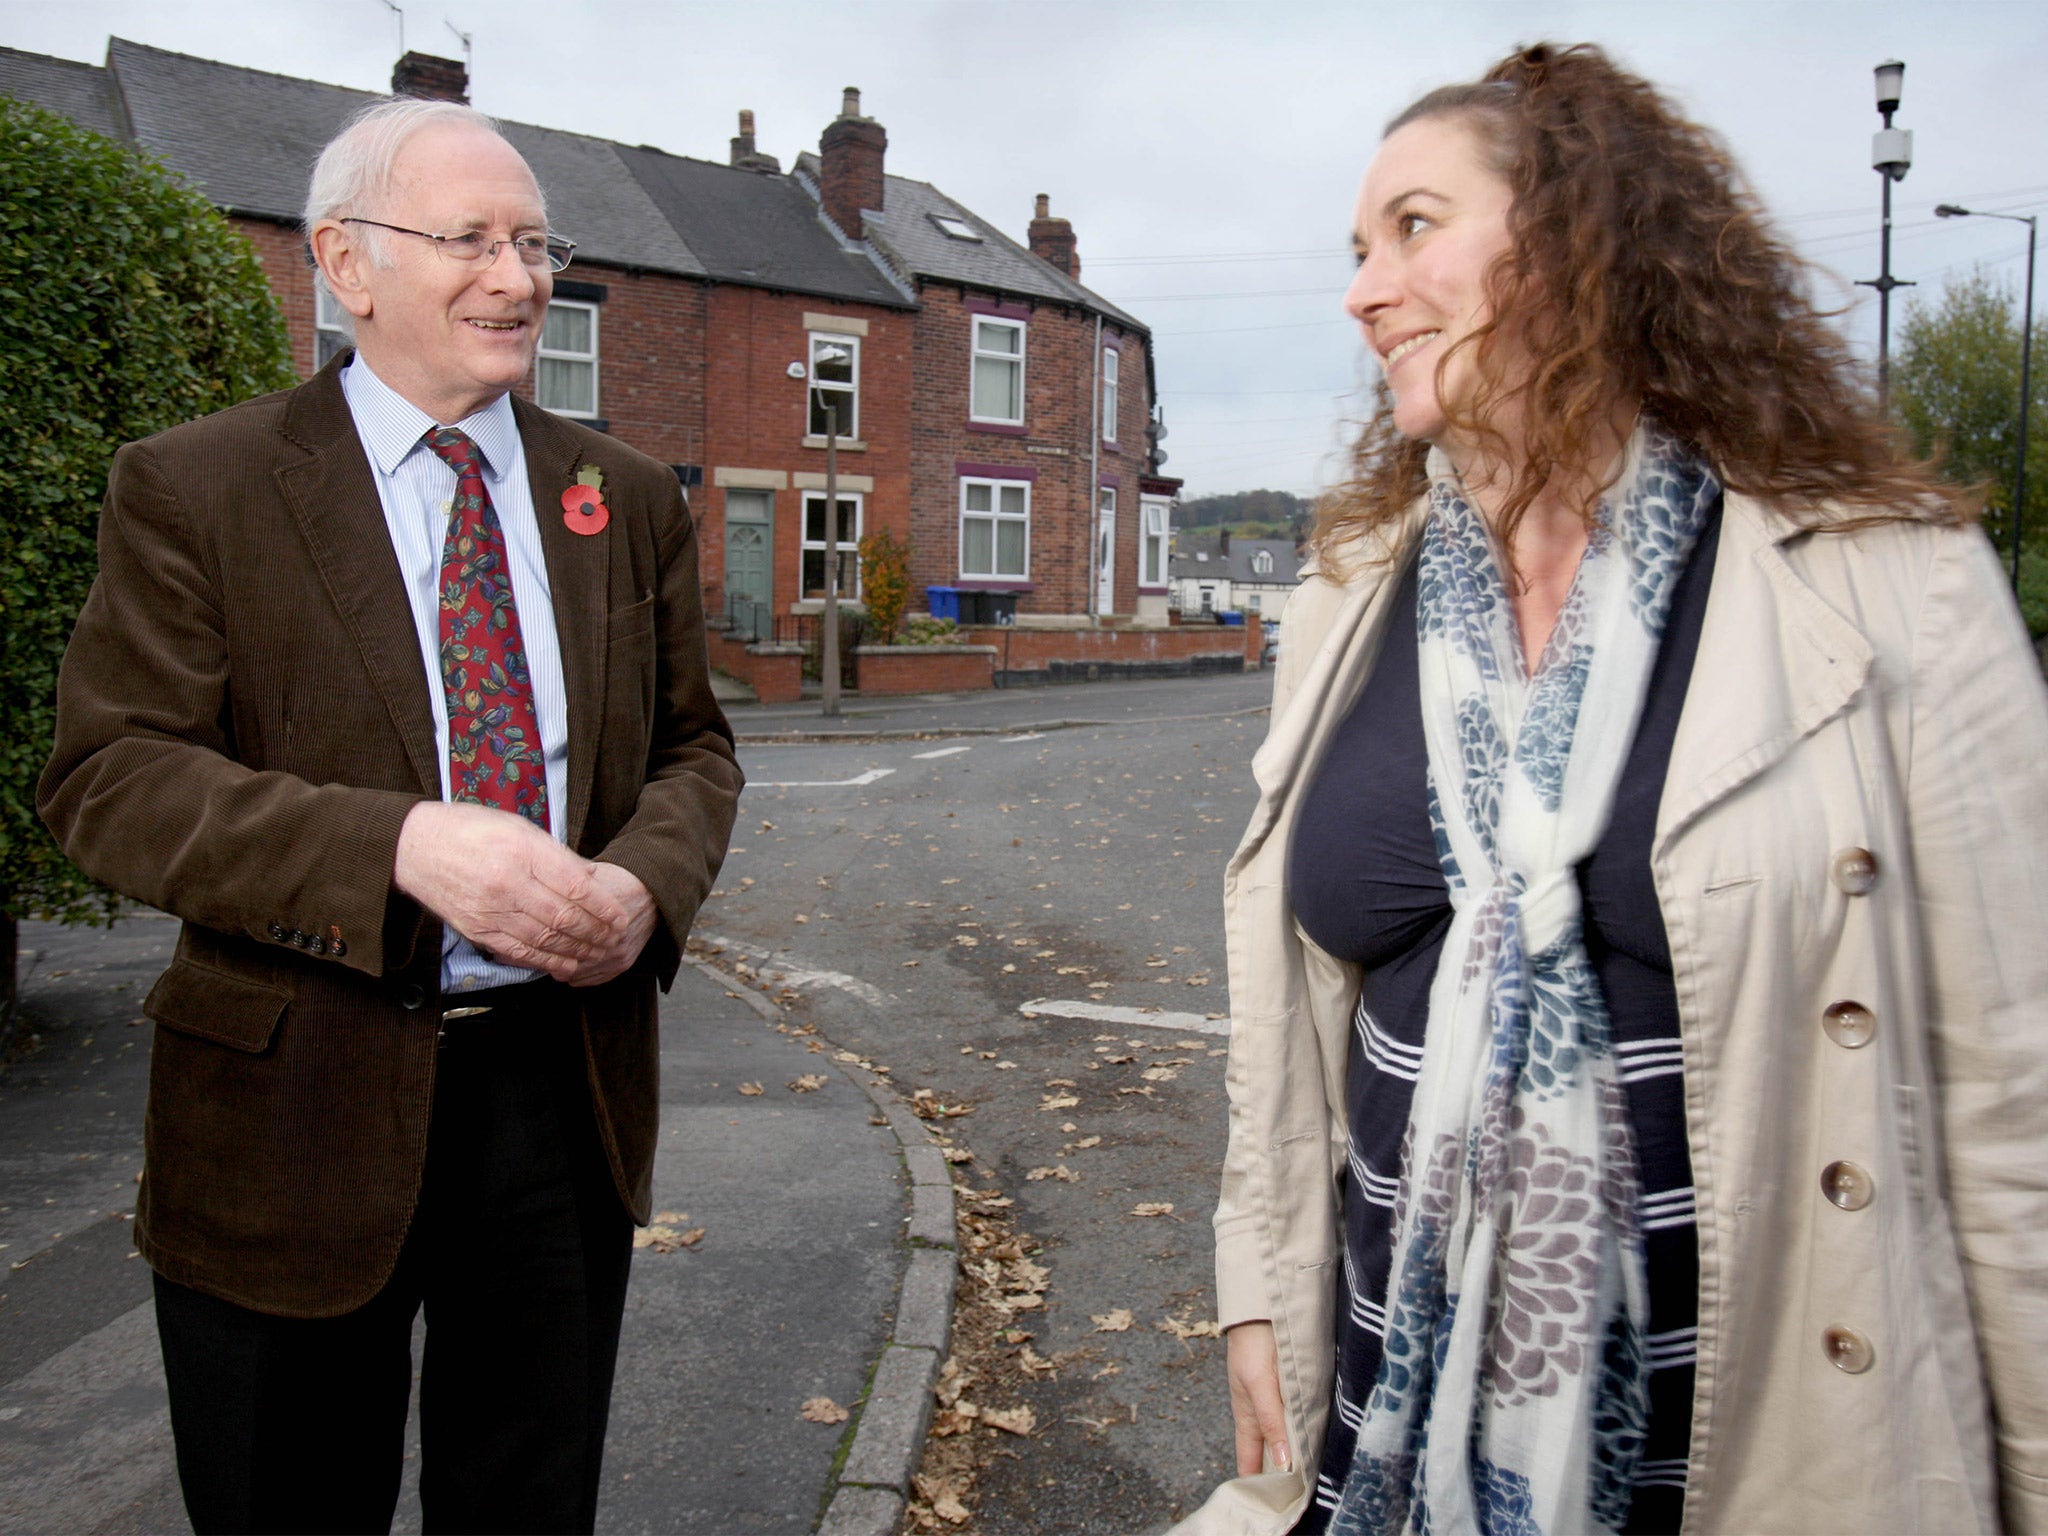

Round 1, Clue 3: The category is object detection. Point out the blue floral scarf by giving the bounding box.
[1330,423,1719,1536]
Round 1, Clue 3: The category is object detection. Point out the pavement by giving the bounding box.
[0,919,948,1536]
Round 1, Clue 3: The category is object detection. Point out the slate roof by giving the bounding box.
[1170,534,1304,586]
[795,153,1143,333]
[615,145,910,307]
[0,45,123,138]
[4,40,704,278]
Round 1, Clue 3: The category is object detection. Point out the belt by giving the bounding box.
[437,979,560,1043]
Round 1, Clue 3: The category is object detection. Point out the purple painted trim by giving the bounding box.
[955,461,1038,482]
[954,579,1037,592]
[1099,473,1124,488]
[1136,584,1169,595]
[965,296,1033,321]
[966,421,1029,437]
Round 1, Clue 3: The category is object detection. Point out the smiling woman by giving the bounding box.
[1181,39,2048,1536]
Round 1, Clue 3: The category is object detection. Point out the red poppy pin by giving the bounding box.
[562,466,609,535]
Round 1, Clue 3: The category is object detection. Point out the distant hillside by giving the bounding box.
[1176,489,1314,542]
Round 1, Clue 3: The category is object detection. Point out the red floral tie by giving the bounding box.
[425,427,549,828]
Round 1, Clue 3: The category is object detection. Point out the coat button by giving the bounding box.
[1823,1325,1875,1374]
[1822,1000,1876,1049]
[308,936,327,957]
[1821,1160,1874,1210]
[399,983,426,1010]
[289,929,310,948]
[268,922,288,942]
[1831,847,1880,896]
[330,936,349,959]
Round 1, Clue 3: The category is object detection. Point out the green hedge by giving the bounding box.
[0,96,297,924]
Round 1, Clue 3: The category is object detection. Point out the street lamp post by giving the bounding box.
[1936,202,2038,591]
[1858,60,1916,410]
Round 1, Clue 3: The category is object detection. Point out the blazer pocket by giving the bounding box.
[609,593,655,646]
[144,959,289,1054]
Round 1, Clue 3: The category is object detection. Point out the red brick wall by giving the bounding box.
[854,645,994,695]
[698,287,913,617]
[907,284,1152,619]
[234,216,322,376]
[956,625,1246,668]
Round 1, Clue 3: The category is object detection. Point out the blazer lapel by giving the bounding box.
[515,399,611,852]
[275,363,441,798]
[1654,494,1873,856]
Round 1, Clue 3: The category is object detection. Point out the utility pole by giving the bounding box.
[1858,60,1915,411]
[821,400,842,717]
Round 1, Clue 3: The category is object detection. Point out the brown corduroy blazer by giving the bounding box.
[38,355,743,1318]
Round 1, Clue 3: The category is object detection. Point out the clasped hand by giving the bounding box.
[393,801,657,987]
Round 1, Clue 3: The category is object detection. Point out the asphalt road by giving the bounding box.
[708,668,1275,1532]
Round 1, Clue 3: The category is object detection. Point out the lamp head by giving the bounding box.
[1875,59,1906,115]
[1934,204,1970,219]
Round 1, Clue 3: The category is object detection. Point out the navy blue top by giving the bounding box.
[1285,500,1720,1535]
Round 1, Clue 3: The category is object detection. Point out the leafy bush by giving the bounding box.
[0,97,297,923]
[857,528,911,644]
[898,615,963,645]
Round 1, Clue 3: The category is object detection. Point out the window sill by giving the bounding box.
[788,598,868,613]
[954,579,1035,591]
[966,420,1028,436]
[803,435,867,452]
[548,411,609,433]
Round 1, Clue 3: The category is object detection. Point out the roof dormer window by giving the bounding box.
[931,214,983,242]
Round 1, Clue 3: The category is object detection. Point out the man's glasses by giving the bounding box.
[341,218,576,273]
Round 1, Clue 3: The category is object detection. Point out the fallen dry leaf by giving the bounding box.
[1038,1094,1080,1111]
[652,1210,689,1224]
[982,1404,1038,1436]
[1015,1345,1058,1376]
[1145,958,1170,967]
[914,1473,973,1524]
[634,1224,706,1253]
[1073,1135,1102,1149]
[788,1074,828,1092]
[1130,1202,1175,1218]
[1142,1067,1180,1082]
[738,1082,765,1096]
[1025,1165,1079,1182]
[800,1396,850,1424]
[941,1146,975,1164]
[1176,1039,1208,1049]
[1158,1316,1224,1340]
[1092,1308,1135,1332]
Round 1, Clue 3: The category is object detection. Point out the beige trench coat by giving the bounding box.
[1174,493,2048,1534]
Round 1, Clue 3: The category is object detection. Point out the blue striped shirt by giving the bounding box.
[340,358,571,993]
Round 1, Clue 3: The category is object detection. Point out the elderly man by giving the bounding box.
[38,97,741,1534]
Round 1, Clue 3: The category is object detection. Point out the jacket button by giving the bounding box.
[399,983,426,1010]
[268,922,288,942]
[1823,1325,1875,1374]
[1821,1160,1874,1211]
[1830,847,1879,896]
[308,936,327,957]
[330,936,349,959]
[1821,1000,1875,1049]
[290,929,311,948]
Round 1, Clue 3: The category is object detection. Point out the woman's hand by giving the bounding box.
[1226,1319,1292,1477]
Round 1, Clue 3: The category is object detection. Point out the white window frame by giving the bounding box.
[1252,548,1274,575]
[808,331,860,440]
[537,299,600,419]
[800,489,864,600]
[958,476,1031,581]
[970,316,1027,426]
[1140,498,1169,587]
[315,283,350,369]
[1101,345,1120,444]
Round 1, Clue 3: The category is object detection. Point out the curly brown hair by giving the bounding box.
[1313,42,1973,575]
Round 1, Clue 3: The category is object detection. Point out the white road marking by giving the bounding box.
[1001,732,1045,743]
[695,934,892,1007]
[743,767,897,789]
[1018,998,1231,1036]
[911,745,973,760]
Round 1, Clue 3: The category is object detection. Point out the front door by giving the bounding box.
[1095,485,1117,614]
[724,489,773,639]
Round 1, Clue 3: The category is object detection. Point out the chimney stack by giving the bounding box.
[818,86,886,241]
[392,50,469,103]
[1027,193,1080,279]
[729,109,781,173]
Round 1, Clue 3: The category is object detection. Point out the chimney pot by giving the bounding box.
[819,90,886,239]
[1027,194,1081,280]
[391,50,469,103]
[740,109,755,135]
[730,108,780,172]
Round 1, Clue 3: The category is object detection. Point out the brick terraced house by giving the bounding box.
[1,40,1181,652]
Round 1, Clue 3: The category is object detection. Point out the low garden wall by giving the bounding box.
[957,622,1261,685]
[853,644,997,696]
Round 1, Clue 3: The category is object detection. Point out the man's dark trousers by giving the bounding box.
[153,985,632,1535]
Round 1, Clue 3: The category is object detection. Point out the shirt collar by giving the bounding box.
[341,354,521,483]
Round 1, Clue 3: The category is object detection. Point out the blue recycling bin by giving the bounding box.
[925,586,962,622]
[1219,610,1246,627]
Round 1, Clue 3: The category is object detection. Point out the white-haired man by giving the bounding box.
[39,99,741,1533]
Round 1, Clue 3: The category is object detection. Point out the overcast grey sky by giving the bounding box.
[6,0,2045,498]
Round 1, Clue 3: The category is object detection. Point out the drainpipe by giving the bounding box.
[1086,312,1102,619]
